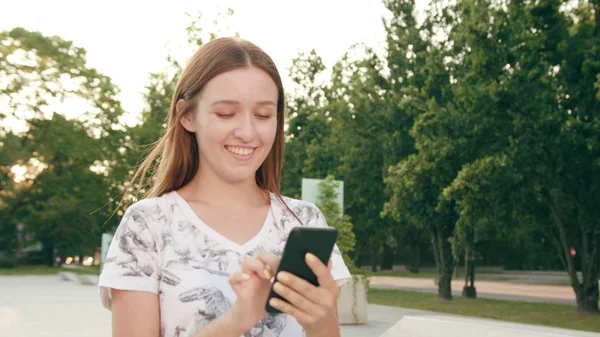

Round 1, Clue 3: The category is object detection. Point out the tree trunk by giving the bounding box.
[579,238,599,313]
[43,241,55,267]
[354,239,368,268]
[436,226,454,300]
[370,242,380,272]
[579,276,599,313]
[464,247,469,287]
[381,244,394,270]
[544,191,585,309]
[431,233,440,274]
[552,236,568,271]
[404,244,420,273]
[546,190,600,313]
[413,245,421,273]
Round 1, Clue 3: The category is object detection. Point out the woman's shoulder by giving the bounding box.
[118,192,175,228]
[271,192,317,210]
[269,192,325,225]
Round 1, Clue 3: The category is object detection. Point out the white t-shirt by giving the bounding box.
[98,190,351,337]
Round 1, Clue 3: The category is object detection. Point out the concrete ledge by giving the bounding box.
[57,272,81,284]
[337,275,369,325]
[57,272,98,286]
[77,274,99,286]
[379,315,600,337]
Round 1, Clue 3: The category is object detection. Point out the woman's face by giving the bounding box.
[181,66,278,185]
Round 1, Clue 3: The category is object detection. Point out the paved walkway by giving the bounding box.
[340,304,443,337]
[0,275,111,337]
[381,314,600,337]
[370,276,577,305]
[1,275,403,337]
[1,275,596,337]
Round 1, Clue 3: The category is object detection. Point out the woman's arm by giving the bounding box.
[111,290,161,337]
[191,304,246,337]
[111,290,247,337]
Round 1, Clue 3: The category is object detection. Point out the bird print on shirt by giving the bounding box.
[179,286,287,337]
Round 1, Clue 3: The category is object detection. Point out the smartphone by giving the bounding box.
[265,226,338,314]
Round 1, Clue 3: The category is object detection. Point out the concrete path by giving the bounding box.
[381,314,600,337]
[340,304,443,337]
[0,275,406,337]
[1,275,595,337]
[370,276,578,305]
[0,275,111,337]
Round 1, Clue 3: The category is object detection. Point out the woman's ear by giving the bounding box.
[178,99,196,132]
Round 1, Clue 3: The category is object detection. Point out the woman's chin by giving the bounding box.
[220,168,259,185]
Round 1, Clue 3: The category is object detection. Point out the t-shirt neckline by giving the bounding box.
[169,190,275,253]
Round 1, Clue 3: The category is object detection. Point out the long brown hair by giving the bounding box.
[121,37,294,217]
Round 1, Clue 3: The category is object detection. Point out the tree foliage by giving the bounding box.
[316,175,356,267]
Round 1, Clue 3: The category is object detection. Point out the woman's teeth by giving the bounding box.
[226,146,254,156]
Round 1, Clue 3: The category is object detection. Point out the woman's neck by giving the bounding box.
[178,170,269,208]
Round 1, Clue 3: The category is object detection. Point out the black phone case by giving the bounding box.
[265,226,338,314]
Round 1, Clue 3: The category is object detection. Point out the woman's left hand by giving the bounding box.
[268,253,340,337]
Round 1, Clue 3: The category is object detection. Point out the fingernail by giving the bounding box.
[241,273,250,280]
[278,272,288,282]
[306,253,316,263]
[264,269,272,279]
[274,282,284,293]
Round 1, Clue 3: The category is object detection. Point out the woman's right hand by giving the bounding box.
[228,249,280,332]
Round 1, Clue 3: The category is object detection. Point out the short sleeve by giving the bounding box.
[309,205,352,283]
[97,203,161,310]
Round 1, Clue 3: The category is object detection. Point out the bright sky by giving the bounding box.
[1,0,428,126]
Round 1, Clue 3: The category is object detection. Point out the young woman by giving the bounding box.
[98,37,351,337]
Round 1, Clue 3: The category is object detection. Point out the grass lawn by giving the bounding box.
[369,288,600,333]
[371,270,517,282]
[0,265,100,275]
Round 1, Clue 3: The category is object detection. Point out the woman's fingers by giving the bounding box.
[268,297,318,326]
[241,256,272,280]
[228,272,251,286]
[275,271,332,308]
[305,253,337,292]
[255,249,280,277]
[271,281,322,316]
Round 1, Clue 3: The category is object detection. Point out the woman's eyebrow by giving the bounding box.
[210,100,239,106]
[209,100,276,107]
[256,101,276,107]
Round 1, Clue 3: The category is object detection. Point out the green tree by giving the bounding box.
[281,50,330,199]
[0,27,125,264]
[382,0,460,299]
[316,175,356,267]
[384,152,457,300]
[476,0,594,313]
[326,44,402,270]
[424,0,599,312]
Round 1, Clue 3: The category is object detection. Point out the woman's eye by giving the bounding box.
[256,114,271,120]
[216,113,235,118]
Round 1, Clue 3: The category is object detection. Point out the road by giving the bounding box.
[370,276,578,305]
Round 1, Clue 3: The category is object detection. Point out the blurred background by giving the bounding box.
[1,0,599,335]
